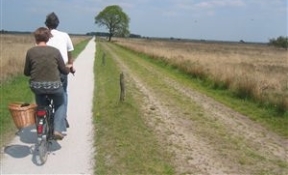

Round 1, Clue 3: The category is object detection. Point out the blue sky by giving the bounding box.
[1,0,287,42]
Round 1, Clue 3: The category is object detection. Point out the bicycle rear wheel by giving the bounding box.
[38,139,49,164]
[38,121,50,165]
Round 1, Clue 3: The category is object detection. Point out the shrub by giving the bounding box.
[269,36,288,49]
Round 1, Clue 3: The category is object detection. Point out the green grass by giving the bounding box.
[96,41,288,174]
[94,41,174,175]
[114,43,288,138]
[0,38,91,146]
[0,76,35,145]
[72,37,92,58]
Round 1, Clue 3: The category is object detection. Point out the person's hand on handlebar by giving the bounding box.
[70,66,76,75]
[66,64,76,75]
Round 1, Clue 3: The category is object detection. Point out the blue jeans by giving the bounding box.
[35,90,67,133]
[61,74,68,119]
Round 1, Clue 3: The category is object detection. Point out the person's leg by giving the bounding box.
[61,74,68,92]
[50,92,66,133]
[61,74,69,127]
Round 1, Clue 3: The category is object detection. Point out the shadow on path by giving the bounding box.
[4,144,32,158]
[3,125,61,165]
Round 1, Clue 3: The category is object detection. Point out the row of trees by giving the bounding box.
[269,36,288,49]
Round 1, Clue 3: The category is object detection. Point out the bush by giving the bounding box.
[269,36,288,49]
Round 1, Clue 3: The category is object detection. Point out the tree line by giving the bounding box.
[269,36,288,49]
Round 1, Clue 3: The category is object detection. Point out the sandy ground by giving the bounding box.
[1,38,96,175]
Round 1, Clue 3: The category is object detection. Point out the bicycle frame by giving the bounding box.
[36,96,55,164]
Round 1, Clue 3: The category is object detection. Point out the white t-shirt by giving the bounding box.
[47,29,74,64]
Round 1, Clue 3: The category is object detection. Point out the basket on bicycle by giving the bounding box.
[8,102,37,129]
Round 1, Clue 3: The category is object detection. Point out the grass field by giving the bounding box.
[114,38,288,116]
[94,41,174,174]
[0,33,91,82]
[95,40,288,174]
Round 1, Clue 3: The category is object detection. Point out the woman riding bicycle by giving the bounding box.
[24,27,73,140]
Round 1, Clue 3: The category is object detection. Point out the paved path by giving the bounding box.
[1,38,96,175]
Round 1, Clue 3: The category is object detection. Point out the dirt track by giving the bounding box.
[102,43,288,175]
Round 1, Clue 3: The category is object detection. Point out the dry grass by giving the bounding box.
[114,38,288,112]
[0,34,91,82]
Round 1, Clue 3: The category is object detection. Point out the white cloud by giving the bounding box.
[174,0,245,10]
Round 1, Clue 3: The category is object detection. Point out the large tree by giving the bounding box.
[95,5,130,41]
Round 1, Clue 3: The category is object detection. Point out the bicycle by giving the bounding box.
[35,96,55,165]
[35,67,75,165]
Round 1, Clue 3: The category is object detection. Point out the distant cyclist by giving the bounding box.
[24,27,73,140]
[45,12,75,128]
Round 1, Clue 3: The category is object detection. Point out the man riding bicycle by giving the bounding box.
[24,27,73,140]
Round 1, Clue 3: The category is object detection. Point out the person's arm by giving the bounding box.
[67,51,74,64]
[23,52,31,76]
[56,51,70,75]
[67,51,75,74]
[66,33,74,64]
[66,34,75,73]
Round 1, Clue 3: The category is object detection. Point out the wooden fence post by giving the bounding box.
[120,72,125,102]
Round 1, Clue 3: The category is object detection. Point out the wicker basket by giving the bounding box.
[8,102,37,129]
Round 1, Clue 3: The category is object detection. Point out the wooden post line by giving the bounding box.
[120,72,125,102]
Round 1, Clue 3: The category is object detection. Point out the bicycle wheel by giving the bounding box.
[38,122,49,164]
[38,139,49,164]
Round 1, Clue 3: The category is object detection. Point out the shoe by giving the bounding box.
[65,118,70,128]
[54,131,64,140]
